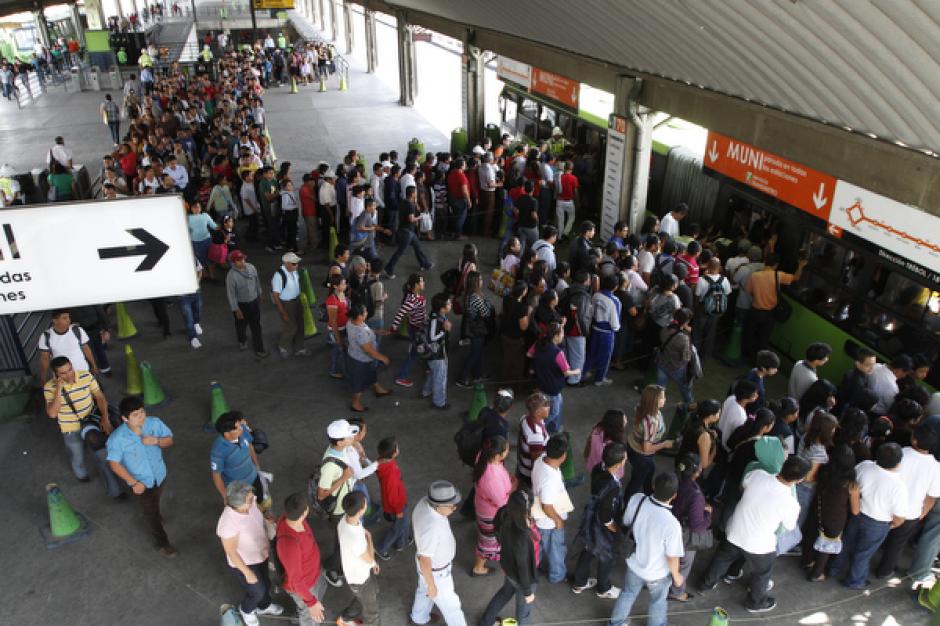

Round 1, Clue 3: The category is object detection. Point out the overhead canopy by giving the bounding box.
[387,0,940,157]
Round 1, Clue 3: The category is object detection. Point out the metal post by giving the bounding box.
[317,0,325,30]
[68,2,85,46]
[364,9,376,73]
[396,14,415,106]
[250,0,258,47]
[343,1,353,54]
[464,43,485,146]
[329,0,338,41]
[33,9,52,49]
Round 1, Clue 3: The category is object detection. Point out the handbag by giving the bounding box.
[207,242,229,265]
[682,526,715,551]
[813,496,842,554]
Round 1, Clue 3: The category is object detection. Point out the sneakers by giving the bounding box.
[596,585,621,599]
[279,348,290,359]
[454,379,472,389]
[722,569,744,584]
[256,603,284,616]
[382,271,396,280]
[434,403,452,410]
[745,597,777,613]
[913,576,937,591]
[571,578,597,594]
[395,378,414,388]
[239,609,260,626]
[593,378,613,386]
[190,337,202,349]
[294,348,311,357]
[194,323,203,336]
[324,570,344,587]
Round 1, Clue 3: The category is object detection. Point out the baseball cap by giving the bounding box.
[327,419,360,439]
[229,250,246,262]
[471,145,485,156]
[282,251,301,264]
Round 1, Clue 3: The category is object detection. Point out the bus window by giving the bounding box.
[557,113,574,140]
[520,97,539,120]
[538,107,556,141]
[502,97,518,134]
[871,267,939,330]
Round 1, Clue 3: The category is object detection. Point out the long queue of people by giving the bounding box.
[26,43,940,626]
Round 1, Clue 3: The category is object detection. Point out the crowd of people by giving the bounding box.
[25,41,940,626]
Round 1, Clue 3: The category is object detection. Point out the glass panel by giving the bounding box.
[502,98,517,133]
[520,98,539,119]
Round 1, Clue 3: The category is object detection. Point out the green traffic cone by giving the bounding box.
[115,302,138,340]
[920,578,940,612]
[319,74,326,91]
[719,323,743,366]
[706,607,729,626]
[328,227,339,262]
[467,382,487,422]
[300,268,317,304]
[124,344,142,395]
[42,483,90,547]
[139,361,166,406]
[206,381,230,432]
[300,293,318,338]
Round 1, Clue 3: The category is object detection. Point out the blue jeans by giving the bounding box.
[829,513,891,588]
[655,365,693,404]
[459,335,484,383]
[398,342,418,380]
[911,500,940,582]
[498,217,517,258]
[386,229,430,275]
[376,508,412,554]
[625,447,655,498]
[192,239,210,267]
[607,567,670,626]
[544,392,563,434]
[539,526,567,583]
[179,292,202,340]
[564,336,586,384]
[478,576,533,626]
[422,359,447,407]
[62,430,88,479]
[328,329,346,376]
[449,198,468,236]
[93,447,122,497]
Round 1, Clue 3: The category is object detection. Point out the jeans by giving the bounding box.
[829,513,890,588]
[386,228,430,275]
[518,226,539,254]
[556,199,575,236]
[911,500,940,582]
[701,540,775,609]
[192,239,210,268]
[655,364,694,405]
[287,572,328,626]
[376,509,412,554]
[544,393,563,434]
[458,335,484,383]
[86,327,111,372]
[328,329,346,376]
[108,121,121,144]
[398,342,418,380]
[876,518,920,578]
[607,568,670,626]
[625,447,655,498]
[584,328,614,382]
[281,210,299,251]
[498,217,517,258]
[478,577,532,626]
[179,292,202,341]
[669,550,695,597]
[92,447,122,497]
[449,198,469,236]
[62,430,88,479]
[564,336,586,384]
[349,576,380,626]
[235,298,265,353]
[1,81,11,99]
[229,560,273,614]
[422,359,447,407]
[539,526,567,583]
[278,298,304,352]
[366,318,383,349]
[136,483,170,548]
[573,548,614,593]
[411,566,466,626]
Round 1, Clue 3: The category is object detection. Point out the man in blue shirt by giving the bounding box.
[271,251,306,358]
[107,396,176,557]
[211,411,261,503]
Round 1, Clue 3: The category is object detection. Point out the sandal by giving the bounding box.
[471,567,494,577]
[667,593,693,602]
[808,574,826,583]
[374,389,393,397]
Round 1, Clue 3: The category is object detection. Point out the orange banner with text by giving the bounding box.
[703,131,836,221]
[531,68,578,109]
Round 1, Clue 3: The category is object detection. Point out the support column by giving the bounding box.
[342,1,353,54]
[463,43,485,146]
[33,9,52,49]
[329,0,338,41]
[613,75,654,234]
[84,0,106,30]
[364,9,377,73]
[317,0,325,31]
[68,3,85,45]
[396,13,417,106]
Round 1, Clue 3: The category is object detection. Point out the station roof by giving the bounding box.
[390,0,940,157]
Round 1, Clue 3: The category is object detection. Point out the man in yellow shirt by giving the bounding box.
[44,356,110,481]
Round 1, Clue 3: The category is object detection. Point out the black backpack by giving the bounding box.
[42,325,84,350]
[650,255,674,288]
[454,419,487,467]
[701,275,728,316]
[574,477,623,560]
[350,277,376,319]
[306,456,348,518]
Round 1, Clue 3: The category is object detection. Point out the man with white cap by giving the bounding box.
[317,419,359,587]
[271,252,308,358]
[410,480,467,626]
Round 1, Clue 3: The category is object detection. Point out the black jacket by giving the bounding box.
[568,235,594,274]
[495,509,537,595]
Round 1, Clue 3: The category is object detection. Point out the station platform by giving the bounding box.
[0,42,930,626]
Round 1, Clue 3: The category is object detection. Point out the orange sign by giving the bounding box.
[703,131,836,220]
[531,68,578,110]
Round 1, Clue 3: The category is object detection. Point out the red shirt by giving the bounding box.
[299,183,316,217]
[446,168,468,199]
[119,152,137,178]
[275,517,322,607]
[376,459,407,515]
[325,293,348,329]
[558,173,579,201]
[677,254,700,287]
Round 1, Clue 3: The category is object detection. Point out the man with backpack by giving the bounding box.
[693,258,731,358]
[38,310,99,383]
[315,420,359,588]
[271,252,307,359]
[561,270,594,385]
[572,442,627,599]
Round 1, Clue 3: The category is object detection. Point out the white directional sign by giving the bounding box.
[0,195,198,314]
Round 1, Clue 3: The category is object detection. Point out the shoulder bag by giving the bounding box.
[623,496,648,558]
[812,495,843,555]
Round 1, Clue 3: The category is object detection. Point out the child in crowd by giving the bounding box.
[374,437,411,559]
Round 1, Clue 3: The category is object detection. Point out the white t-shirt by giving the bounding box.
[856,460,908,522]
[399,172,415,196]
[39,325,91,373]
[216,502,269,567]
[338,516,372,584]
[623,493,684,581]
[660,213,680,238]
[412,497,456,569]
[637,250,655,275]
[349,196,365,225]
[869,363,899,415]
[896,448,940,520]
[532,455,567,530]
[726,470,799,554]
[788,360,818,401]
[718,395,747,451]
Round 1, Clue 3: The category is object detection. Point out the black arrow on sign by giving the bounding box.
[97,229,169,272]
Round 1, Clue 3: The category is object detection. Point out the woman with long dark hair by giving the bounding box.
[472,436,513,577]
[798,379,838,435]
[500,281,531,386]
[457,271,495,388]
[477,490,540,626]
[677,399,721,473]
[584,409,627,477]
[388,273,427,388]
[669,452,712,601]
[625,384,674,498]
[800,444,859,581]
[531,322,580,435]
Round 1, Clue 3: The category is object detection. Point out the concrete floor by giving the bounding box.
[0,44,931,626]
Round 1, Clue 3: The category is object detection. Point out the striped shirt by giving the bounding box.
[43,371,99,433]
[390,293,426,331]
[517,414,549,479]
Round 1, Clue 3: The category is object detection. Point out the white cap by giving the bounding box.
[552,126,563,137]
[327,419,359,439]
[471,145,485,155]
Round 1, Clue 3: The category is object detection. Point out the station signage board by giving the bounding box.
[703,131,836,221]
[496,56,532,90]
[531,68,578,110]
[0,196,198,315]
[600,115,628,242]
[253,0,294,9]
